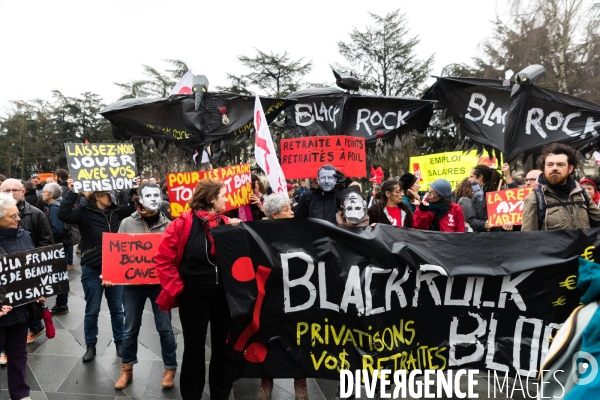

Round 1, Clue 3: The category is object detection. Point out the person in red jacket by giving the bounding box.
[155,179,240,400]
[413,179,465,232]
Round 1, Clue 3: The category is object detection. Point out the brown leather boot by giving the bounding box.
[114,363,133,390]
[162,368,176,389]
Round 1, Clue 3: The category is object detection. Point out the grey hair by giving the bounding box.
[263,194,291,219]
[44,182,62,199]
[0,193,17,219]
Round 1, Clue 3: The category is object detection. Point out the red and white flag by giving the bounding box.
[171,70,193,95]
[254,94,286,193]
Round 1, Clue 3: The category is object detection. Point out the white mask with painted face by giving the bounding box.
[343,192,367,224]
[139,186,161,211]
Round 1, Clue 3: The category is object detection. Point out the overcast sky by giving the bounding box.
[0,0,508,114]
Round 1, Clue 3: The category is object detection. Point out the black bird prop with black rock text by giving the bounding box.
[332,68,361,92]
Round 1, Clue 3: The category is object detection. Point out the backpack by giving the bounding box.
[538,301,599,398]
[534,185,590,230]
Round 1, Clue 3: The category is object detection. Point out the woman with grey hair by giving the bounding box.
[263,193,293,220]
[0,192,37,400]
[42,182,72,316]
[258,195,307,399]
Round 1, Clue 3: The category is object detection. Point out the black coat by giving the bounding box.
[0,228,35,327]
[24,189,45,212]
[294,188,345,224]
[18,201,54,247]
[58,191,135,268]
[367,202,413,228]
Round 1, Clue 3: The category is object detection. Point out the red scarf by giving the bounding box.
[194,210,229,256]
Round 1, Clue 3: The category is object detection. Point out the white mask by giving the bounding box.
[139,186,161,211]
[343,192,366,224]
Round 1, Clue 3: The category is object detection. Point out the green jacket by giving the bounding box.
[522,181,600,231]
[118,211,171,234]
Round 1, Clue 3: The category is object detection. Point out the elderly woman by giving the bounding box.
[58,179,136,362]
[367,180,412,227]
[43,182,72,316]
[155,179,240,400]
[258,194,308,400]
[264,193,294,220]
[0,193,35,399]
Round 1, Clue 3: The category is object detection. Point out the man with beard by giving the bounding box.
[522,143,600,230]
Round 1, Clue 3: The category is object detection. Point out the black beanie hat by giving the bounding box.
[399,173,417,191]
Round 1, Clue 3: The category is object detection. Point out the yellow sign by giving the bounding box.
[409,151,501,191]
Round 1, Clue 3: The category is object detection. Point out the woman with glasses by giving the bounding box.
[413,179,465,232]
[367,180,412,227]
[0,193,37,400]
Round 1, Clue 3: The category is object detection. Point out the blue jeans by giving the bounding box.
[80,266,124,345]
[66,245,73,265]
[122,285,177,369]
[55,244,73,307]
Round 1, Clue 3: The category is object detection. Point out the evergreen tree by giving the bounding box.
[336,9,434,97]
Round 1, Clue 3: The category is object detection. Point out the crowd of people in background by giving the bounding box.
[0,141,598,399]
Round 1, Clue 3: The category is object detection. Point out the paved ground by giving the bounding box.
[0,253,530,400]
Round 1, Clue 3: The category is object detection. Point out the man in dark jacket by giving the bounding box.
[294,165,346,224]
[54,168,70,198]
[0,178,54,344]
[58,179,136,362]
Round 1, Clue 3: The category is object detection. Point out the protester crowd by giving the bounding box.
[0,141,598,400]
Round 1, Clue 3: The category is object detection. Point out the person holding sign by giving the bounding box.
[101,183,177,391]
[155,179,241,400]
[468,165,513,232]
[58,179,137,363]
[413,179,465,232]
[0,193,36,400]
[367,180,412,227]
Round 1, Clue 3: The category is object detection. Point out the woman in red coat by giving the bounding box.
[413,179,465,232]
[155,179,240,400]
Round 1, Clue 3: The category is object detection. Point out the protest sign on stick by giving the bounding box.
[0,244,69,307]
[102,233,163,284]
[280,136,366,179]
[486,187,534,227]
[64,143,138,193]
[167,164,252,218]
[409,151,500,191]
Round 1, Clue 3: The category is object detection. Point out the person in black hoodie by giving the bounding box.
[58,178,137,362]
[294,164,347,224]
[23,181,45,212]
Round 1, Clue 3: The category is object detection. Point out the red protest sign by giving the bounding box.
[101,233,163,284]
[280,136,366,179]
[167,164,252,218]
[486,187,534,227]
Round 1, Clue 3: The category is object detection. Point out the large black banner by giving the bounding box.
[504,85,600,162]
[101,94,291,153]
[214,220,597,379]
[285,87,434,145]
[422,77,511,154]
[0,244,69,307]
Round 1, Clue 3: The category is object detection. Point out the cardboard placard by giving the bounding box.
[167,164,252,218]
[0,244,69,307]
[280,136,366,179]
[101,233,163,284]
[409,151,501,191]
[64,143,138,193]
[486,187,534,227]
